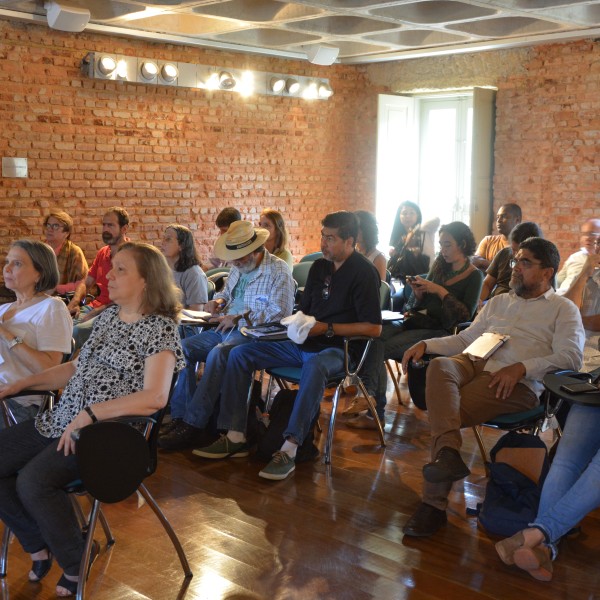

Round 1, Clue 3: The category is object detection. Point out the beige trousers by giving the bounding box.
[422,353,538,510]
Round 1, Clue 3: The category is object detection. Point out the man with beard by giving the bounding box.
[159,220,295,450]
[191,211,382,481]
[73,206,130,348]
[400,237,584,538]
[472,203,522,270]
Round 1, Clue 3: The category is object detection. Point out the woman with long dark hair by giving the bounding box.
[161,224,208,310]
[354,210,386,281]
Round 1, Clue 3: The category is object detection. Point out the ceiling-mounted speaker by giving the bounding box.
[306,44,339,66]
[45,2,90,32]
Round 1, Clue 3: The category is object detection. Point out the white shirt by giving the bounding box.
[556,249,588,293]
[424,289,584,396]
[0,296,73,405]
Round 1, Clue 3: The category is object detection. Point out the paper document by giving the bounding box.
[463,332,510,361]
[381,311,404,321]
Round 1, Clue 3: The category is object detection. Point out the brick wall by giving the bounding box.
[0,18,383,267]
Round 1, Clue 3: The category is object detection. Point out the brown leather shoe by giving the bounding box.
[423,447,470,483]
[402,503,447,537]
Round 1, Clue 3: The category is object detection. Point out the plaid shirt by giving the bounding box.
[215,251,294,327]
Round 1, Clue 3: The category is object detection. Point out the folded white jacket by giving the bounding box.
[281,311,317,344]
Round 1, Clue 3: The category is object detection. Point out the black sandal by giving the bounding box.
[29,550,53,582]
[55,540,100,597]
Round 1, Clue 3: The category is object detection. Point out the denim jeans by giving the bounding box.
[170,328,251,425]
[0,420,83,576]
[218,340,346,444]
[531,403,600,553]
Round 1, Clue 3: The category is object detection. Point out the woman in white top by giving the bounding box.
[354,210,387,280]
[0,240,73,425]
[161,225,208,310]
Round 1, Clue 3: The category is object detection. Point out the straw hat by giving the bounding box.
[213,220,270,261]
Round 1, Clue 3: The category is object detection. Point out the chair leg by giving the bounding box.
[472,426,490,477]
[357,379,386,448]
[324,383,343,465]
[137,483,193,579]
[385,360,406,407]
[76,499,102,600]
[0,525,10,578]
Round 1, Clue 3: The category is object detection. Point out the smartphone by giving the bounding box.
[559,382,599,394]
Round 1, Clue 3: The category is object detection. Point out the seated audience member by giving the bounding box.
[259,208,293,268]
[161,224,208,310]
[479,221,543,305]
[560,250,600,371]
[43,210,88,316]
[556,217,600,291]
[72,207,130,349]
[354,210,387,281]
[346,222,483,430]
[0,241,184,596]
[192,211,382,481]
[387,201,440,282]
[158,221,295,450]
[0,240,73,426]
[400,237,584,538]
[208,207,242,269]
[472,203,522,270]
[495,400,600,581]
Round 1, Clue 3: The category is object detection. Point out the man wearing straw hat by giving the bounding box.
[159,220,295,450]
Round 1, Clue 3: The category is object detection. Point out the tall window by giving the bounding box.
[376,91,493,253]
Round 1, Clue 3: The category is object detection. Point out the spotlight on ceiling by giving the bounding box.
[219,71,236,90]
[97,55,117,76]
[45,1,90,32]
[161,63,178,83]
[140,61,159,81]
[318,82,334,99]
[269,76,286,93]
[286,78,300,95]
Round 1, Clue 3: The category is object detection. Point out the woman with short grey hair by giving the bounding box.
[0,239,73,425]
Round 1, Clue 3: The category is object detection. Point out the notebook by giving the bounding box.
[463,332,510,361]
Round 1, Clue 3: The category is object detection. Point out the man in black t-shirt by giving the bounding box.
[192,211,382,480]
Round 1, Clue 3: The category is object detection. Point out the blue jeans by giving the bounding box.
[170,328,251,426]
[531,403,600,554]
[0,420,83,576]
[218,341,346,444]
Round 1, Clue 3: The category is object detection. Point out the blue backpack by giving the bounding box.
[470,431,550,537]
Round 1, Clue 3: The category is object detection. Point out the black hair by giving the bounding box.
[322,211,358,244]
[216,207,242,228]
[509,221,543,245]
[518,237,560,283]
[390,201,423,247]
[354,210,379,252]
[501,203,522,221]
[105,206,130,228]
[429,222,476,282]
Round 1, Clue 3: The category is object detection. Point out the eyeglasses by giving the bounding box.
[322,275,332,300]
[44,223,64,231]
[510,258,543,269]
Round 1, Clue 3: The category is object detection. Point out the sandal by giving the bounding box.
[55,540,100,597]
[29,550,53,582]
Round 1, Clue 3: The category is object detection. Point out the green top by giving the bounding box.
[273,248,294,269]
[419,269,484,330]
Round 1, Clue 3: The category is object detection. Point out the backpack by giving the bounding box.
[469,431,550,537]
[254,389,319,463]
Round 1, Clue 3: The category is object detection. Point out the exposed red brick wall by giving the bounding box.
[493,40,600,262]
[0,18,383,268]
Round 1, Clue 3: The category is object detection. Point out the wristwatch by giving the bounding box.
[7,336,23,350]
[325,323,335,338]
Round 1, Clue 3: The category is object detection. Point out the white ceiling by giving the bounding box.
[1,0,600,64]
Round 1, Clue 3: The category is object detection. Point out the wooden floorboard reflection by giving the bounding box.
[2,384,599,599]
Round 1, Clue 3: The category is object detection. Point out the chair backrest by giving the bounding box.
[379,280,392,311]
[292,261,313,290]
[299,251,323,263]
[205,266,231,277]
[207,279,216,301]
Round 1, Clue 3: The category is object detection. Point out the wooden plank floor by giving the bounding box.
[2,381,600,599]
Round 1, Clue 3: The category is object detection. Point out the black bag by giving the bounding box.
[387,229,430,279]
[255,389,319,463]
[470,431,550,537]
